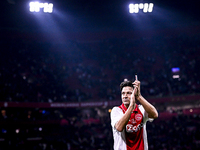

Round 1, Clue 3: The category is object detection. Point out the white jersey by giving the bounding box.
[110,104,153,150]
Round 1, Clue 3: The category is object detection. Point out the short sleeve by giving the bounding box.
[110,107,124,129]
[138,105,154,123]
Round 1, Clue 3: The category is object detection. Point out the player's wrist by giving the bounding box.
[128,103,135,109]
[136,94,142,100]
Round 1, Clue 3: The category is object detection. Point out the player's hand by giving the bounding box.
[130,87,137,106]
[133,80,141,99]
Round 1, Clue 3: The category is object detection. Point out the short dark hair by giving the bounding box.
[120,80,134,91]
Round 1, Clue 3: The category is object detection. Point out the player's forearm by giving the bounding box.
[137,95,158,119]
[115,105,134,132]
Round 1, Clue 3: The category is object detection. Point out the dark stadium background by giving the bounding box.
[0,0,200,149]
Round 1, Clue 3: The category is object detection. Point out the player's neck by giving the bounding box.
[125,103,136,110]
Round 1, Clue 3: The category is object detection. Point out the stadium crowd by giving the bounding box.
[0,107,200,150]
[0,31,200,103]
[0,29,200,149]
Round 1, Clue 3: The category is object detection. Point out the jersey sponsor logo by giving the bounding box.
[135,114,142,121]
[126,123,143,133]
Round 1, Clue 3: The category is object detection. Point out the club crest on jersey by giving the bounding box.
[135,114,142,121]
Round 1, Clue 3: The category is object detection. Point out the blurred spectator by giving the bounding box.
[0,107,199,150]
[0,32,200,103]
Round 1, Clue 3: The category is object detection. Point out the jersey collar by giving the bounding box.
[121,103,138,113]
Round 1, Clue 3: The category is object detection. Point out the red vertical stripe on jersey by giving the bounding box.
[119,103,145,150]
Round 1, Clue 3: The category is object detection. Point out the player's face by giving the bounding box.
[121,86,134,108]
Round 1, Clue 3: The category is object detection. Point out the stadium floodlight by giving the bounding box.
[29,2,40,12]
[129,3,154,13]
[139,3,144,9]
[129,3,139,13]
[148,3,154,12]
[29,1,53,13]
[43,3,53,13]
[143,3,149,13]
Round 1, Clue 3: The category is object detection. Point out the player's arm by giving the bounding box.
[114,88,136,132]
[137,95,158,119]
[133,80,158,119]
[114,105,133,132]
